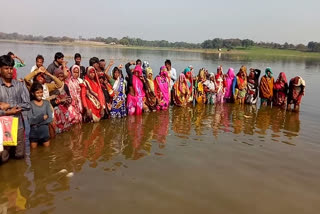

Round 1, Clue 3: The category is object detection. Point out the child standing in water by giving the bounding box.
[28,82,53,148]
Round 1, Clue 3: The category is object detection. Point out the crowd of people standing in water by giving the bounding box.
[0,51,306,165]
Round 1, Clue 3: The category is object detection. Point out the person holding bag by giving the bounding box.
[0,55,30,164]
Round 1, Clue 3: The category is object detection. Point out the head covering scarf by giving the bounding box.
[215,65,223,80]
[292,76,305,87]
[142,61,150,70]
[265,67,273,76]
[146,67,154,92]
[134,65,143,76]
[198,68,206,81]
[183,67,191,75]
[71,65,80,76]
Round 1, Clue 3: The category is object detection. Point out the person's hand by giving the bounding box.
[13,55,17,59]
[66,96,72,104]
[58,98,67,104]
[109,60,114,66]
[118,64,123,69]
[100,108,105,117]
[5,106,22,115]
[36,66,46,74]
[44,114,48,120]
[62,61,68,67]
[0,102,10,111]
[86,108,92,118]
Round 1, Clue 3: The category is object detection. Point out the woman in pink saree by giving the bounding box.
[65,65,83,124]
[125,62,146,115]
[154,66,170,110]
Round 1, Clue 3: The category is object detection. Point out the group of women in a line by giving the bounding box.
[25,56,306,149]
[191,65,306,111]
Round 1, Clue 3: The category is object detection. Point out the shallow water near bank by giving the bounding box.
[0,42,320,214]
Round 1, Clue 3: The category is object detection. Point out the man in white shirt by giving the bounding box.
[30,55,44,73]
[165,59,176,88]
[165,59,176,105]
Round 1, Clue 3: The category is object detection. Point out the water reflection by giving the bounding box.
[0,105,302,212]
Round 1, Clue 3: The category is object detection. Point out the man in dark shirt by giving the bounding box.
[46,52,64,83]
[72,53,86,79]
[89,57,100,72]
[0,55,30,164]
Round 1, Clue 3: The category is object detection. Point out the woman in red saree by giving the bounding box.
[81,66,106,122]
[273,72,288,108]
[287,76,306,111]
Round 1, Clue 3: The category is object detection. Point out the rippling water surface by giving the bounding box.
[0,42,320,214]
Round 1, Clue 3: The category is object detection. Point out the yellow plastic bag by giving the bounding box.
[0,116,19,146]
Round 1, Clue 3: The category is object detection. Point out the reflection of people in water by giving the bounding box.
[284,111,300,137]
[125,115,145,160]
[0,161,29,213]
[102,119,127,161]
[82,123,104,167]
[212,104,231,137]
[193,104,207,135]
[270,108,286,133]
[67,123,86,172]
[243,105,257,135]
[232,105,246,134]
[152,110,170,148]
[172,106,192,135]
[256,107,272,135]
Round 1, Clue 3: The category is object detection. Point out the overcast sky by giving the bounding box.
[0,0,319,44]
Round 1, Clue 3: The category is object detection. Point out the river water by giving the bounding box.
[0,42,320,214]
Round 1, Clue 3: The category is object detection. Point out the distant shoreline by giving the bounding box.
[1,39,320,59]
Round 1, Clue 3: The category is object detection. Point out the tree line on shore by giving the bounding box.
[1,32,320,52]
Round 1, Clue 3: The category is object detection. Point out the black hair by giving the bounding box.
[0,55,14,67]
[7,52,14,57]
[30,82,43,100]
[165,59,171,66]
[99,59,105,62]
[74,53,81,59]
[136,59,142,64]
[54,52,64,61]
[112,67,120,76]
[36,55,44,61]
[89,57,99,66]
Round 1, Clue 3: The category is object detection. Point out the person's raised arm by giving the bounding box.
[125,61,135,86]
[255,69,261,80]
[45,70,63,92]
[14,55,25,67]
[24,67,45,85]
[62,60,69,77]
[104,60,114,75]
